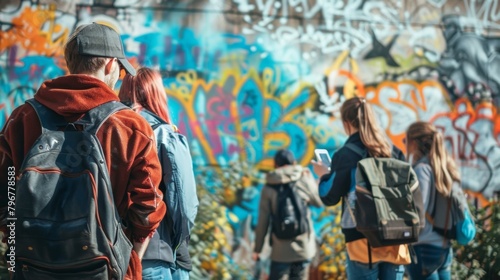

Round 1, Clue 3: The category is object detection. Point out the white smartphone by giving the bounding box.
[314,149,331,166]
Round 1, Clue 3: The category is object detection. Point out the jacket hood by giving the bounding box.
[266,165,304,184]
[34,74,119,119]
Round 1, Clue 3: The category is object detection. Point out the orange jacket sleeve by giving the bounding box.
[97,109,166,242]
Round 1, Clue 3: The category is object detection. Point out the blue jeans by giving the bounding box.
[406,245,453,280]
[142,260,190,280]
[346,255,405,280]
[171,267,189,280]
[269,260,310,280]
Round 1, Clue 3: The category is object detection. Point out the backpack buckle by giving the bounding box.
[61,123,79,131]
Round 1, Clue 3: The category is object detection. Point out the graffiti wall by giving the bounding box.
[1,0,500,277]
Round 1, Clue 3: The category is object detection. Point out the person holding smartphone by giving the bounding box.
[311,97,410,280]
[314,149,331,167]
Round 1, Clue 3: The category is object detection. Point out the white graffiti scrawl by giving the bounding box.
[232,0,403,58]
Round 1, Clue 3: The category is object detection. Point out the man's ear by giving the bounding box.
[104,58,114,75]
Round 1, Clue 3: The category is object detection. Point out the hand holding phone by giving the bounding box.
[314,149,331,166]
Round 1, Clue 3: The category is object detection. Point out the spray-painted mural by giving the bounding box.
[2,0,500,278]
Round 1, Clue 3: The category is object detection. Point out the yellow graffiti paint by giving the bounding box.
[324,50,363,99]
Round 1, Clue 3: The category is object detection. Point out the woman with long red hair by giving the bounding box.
[120,67,171,123]
[119,67,198,280]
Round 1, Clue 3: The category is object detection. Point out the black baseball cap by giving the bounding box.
[274,149,296,167]
[71,23,136,76]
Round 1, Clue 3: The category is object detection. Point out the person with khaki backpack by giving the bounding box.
[312,97,416,280]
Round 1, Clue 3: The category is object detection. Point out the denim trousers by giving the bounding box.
[142,260,190,280]
[269,260,310,280]
[346,255,405,280]
[406,244,453,280]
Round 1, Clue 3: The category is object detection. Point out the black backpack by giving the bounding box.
[270,181,309,240]
[14,99,133,279]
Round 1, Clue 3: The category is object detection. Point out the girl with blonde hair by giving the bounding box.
[405,121,459,279]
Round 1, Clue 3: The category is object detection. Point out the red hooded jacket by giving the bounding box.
[0,75,167,279]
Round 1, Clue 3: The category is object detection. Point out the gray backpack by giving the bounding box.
[14,99,132,279]
[426,181,476,245]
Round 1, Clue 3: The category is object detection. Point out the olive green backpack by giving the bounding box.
[346,143,425,248]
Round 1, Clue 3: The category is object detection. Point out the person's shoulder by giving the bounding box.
[262,184,278,197]
[2,104,37,130]
[137,109,165,128]
[105,108,154,137]
[333,145,352,157]
[300,166,312,176]
[153,123,187,149]
[333,144,361,165]
[300,166,317,182]
[11,103,36,117]
[413,160,432,178]
[413,160,431,171]
[154,123,178,134]
[391,145,406,161]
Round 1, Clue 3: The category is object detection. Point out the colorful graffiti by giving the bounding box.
[433,99,500,202]
[2,0,500,277]
[165,68,319,169]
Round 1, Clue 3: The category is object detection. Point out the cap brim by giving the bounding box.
[118,58,136,76]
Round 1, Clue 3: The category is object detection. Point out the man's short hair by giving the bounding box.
[64,23,136,75]
[274,149,296,167]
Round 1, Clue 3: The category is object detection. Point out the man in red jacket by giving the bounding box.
[0,23,166,279]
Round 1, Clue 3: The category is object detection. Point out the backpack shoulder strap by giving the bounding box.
[26,99,128,135]
[141,109,167,131]
[425,180,438,226]
[428,169,437,217]
[75,101,129,135]
[25,99,67,132]
[345,143,367,158]
[356,156,383,188]
[269,179,295,188]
